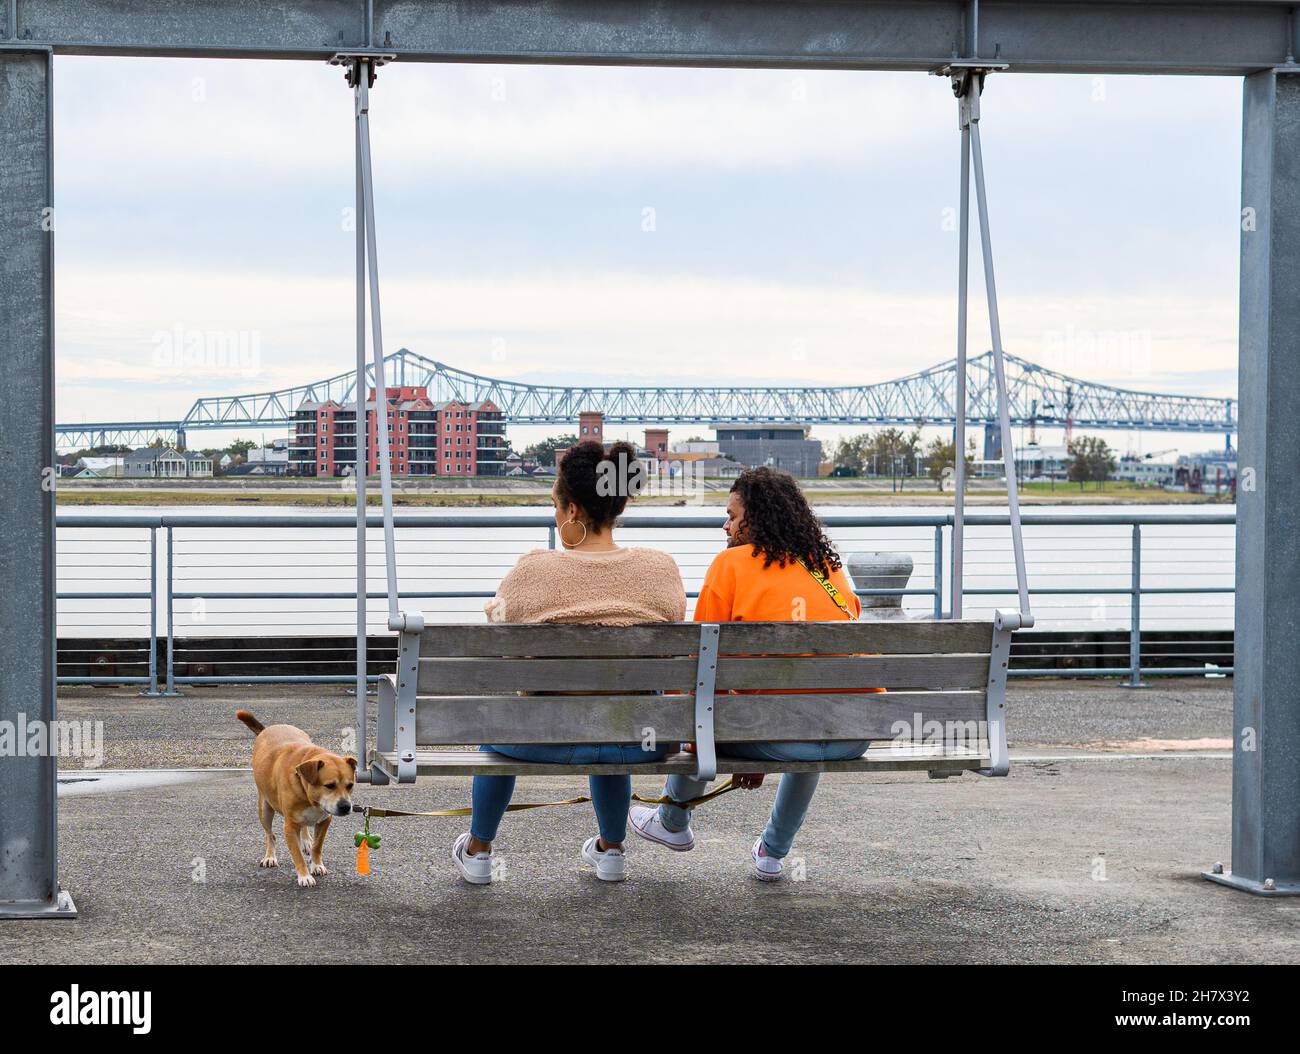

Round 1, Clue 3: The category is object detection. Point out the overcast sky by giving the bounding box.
[53,57,1242,456]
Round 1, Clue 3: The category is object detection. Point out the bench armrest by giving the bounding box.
[977,609,1018,776]
[693,624,720,782]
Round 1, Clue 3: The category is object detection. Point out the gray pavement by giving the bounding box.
[4,677,1294,965]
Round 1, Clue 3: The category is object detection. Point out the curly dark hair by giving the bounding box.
[731,466,841,573]
[555,439,641,532]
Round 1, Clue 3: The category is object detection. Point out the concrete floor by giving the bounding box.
[4,677,1296,965]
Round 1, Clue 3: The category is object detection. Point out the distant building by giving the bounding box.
[1115,455,1177,487]
[246,444,290,476]
[675,440,720,454]
[643,428,669,460]
[183,451,213,477]
[288,386,507,477]
[654,451,744,478]
[71,456,124,478]
[1008,444,1071,480]
[577,411,604,445]
[124,447,212,479]
[710,423,823,477]
[1175,449,1237,493]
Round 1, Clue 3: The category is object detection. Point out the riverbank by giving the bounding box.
[56,477,1229,507]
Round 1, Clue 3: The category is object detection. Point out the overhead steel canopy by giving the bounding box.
[4,0,1300,75]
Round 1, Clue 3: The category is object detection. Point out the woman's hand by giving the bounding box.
[733,773,765,789]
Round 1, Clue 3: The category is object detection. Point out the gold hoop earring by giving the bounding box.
[559,517,588,548]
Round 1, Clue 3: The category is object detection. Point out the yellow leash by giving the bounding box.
[360,777,737,820]
[353,780,738,873]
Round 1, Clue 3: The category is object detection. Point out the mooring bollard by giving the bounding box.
[846,552,915,620]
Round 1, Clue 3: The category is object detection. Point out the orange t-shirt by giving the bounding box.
[693,544,861,623]
[693,544,883,695]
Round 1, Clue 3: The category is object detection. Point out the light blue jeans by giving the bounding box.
[657,740,869,859]
[471,743,670,845]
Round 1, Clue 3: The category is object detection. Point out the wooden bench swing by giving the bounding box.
[334,55,1033,792]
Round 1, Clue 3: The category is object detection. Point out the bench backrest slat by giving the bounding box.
[416,653,990,694]
[419,620,994,657]
[414,689,987,745]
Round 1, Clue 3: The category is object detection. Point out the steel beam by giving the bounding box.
[53,348,1241,443]
[2,1,1299,75]
[1204,68,1300,897]
[0,48,74,918]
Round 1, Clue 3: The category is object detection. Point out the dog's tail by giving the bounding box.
[236,709,265,735]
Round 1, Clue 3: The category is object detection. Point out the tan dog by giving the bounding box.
[236,710,356,888]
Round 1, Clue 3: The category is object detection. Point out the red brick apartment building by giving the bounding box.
[289,386,507,477]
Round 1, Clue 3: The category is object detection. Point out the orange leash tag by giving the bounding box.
[356,838,370,875]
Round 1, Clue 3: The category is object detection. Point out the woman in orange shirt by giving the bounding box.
[630,467,869,881]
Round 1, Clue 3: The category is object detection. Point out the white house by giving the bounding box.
[72,456,124,478]
[124,447,212,478]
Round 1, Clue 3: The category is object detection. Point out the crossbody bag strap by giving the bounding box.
[795,558,857,620]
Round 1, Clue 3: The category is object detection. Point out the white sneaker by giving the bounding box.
[452,832,493,885]
[751,837,784,882]
[628,805,695,851]
[581,837,627,882]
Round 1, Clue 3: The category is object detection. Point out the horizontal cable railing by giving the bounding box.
[54,510,1236,691]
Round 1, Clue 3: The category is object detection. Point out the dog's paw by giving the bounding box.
[309,861,328,876]
[296,873,316,888]
[259,855,279,869]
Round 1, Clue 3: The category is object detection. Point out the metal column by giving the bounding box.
[141,526,160,695]
[354,64,370,778]
[1125,523,1146,688]
[0,49,75,918]
[1204,68,1300,896]
[933,524,944,620]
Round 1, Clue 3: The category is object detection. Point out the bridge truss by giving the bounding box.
[56,347,1236,451]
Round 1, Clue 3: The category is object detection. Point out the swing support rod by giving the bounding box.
[944,60,1033,628]
[336,52,423,783]
[951,88,970,619]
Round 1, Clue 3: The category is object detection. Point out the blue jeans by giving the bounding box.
[471,743,670,844]
[657,740,869,859]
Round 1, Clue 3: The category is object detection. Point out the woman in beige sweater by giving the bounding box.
[453,440,686,885]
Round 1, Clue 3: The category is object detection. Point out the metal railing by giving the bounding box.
[53,510,1236,691]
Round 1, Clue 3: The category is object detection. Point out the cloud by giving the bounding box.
[54,59,943,192]
[56,264,1236,424]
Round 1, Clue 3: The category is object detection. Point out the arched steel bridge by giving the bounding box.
[56,347,1237,450]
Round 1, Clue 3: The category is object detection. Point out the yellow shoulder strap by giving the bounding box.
[795,558,857,620]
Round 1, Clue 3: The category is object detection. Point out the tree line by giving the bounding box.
[831,428,1120,489]
[831,428,976,491]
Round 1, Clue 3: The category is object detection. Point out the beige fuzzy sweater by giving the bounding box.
[484,547,686,626]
